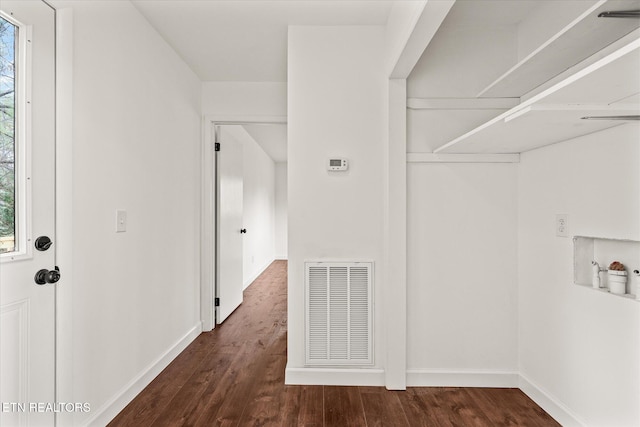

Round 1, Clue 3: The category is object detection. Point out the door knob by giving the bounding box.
[34,266,61,285]
[240,228,247,234]
[35,236,53,251]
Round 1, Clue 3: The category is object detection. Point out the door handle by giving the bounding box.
[34,266,61,285]
[240,228,247,234]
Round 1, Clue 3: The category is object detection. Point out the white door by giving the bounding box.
[215,126,244,323]
[0,2,57,426]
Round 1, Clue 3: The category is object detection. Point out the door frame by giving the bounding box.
[54,6,74,424]
[200,115,286,331]
[7,2,77,424]
[1,3,75,424]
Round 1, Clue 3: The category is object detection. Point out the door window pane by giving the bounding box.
[0,16,16,253]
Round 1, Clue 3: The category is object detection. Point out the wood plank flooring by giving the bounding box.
[109,260,559,427]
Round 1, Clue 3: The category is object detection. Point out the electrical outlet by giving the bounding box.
[556,214,568,237]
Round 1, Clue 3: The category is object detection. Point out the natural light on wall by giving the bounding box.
[0,15,16,254]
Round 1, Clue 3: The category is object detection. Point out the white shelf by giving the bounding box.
[434,38,640,154]
[406,153,519,163]
[584,286,639,301]
[478,0,640,98]
[574,236,640,301]
[407,97,519,110]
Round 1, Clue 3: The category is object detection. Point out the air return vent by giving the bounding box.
[305,261,373,366]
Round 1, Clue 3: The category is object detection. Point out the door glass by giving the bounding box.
[0,15,16,254]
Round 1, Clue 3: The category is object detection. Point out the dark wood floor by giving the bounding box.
[109,260,559,427]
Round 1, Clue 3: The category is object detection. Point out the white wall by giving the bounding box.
[406,163,519,376]
[202,81,286,118]
[518,124,640,426]
[287,26,386,375]
[59,1,202,424]
[234,127,276,288]
[274,162,288,259]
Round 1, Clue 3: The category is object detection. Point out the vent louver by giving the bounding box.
[305,262,373,366]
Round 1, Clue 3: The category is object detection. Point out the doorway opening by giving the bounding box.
[201,119,287,330]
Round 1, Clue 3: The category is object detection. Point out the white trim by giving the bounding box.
[274,255,288,260]
[406,369,519,388]
[407,97,519,110]
[82,323,202,427]
[407,153,520,163]
[285,366,385,386]
[519,373,586,427]
[200,118,215,331]
[54,7,74,426]
[243,257,274,289]
[384,79,407,390]
[0,12,33,262]
[205,114,287,125]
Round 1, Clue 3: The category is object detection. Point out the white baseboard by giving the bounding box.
[519,373,585,427]
[285,365,385,386]
[284,367,585,425]
[84,322,202,427]
[244,258,275,289]
[285,367,517,388]
[275,255,287,260]
[406,369,519,388]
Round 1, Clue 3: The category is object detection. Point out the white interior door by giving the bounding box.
[0,1,57,426]
[216,126,244,323]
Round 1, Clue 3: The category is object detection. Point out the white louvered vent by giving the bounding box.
[305,262,373,366]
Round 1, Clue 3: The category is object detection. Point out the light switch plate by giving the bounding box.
[116,210,127,233]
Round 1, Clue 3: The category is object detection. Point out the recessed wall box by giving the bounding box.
[327,158,348,171]
[573,236,640,300]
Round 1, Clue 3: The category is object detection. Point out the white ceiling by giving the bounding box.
[131,0,395,82]
[132,0,395,161]
[243,124,288,163]
[440,0,540,26]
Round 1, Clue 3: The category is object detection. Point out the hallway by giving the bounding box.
[109,261,558,426]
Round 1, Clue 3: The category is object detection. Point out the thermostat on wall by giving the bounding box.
[327,158,348,171]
